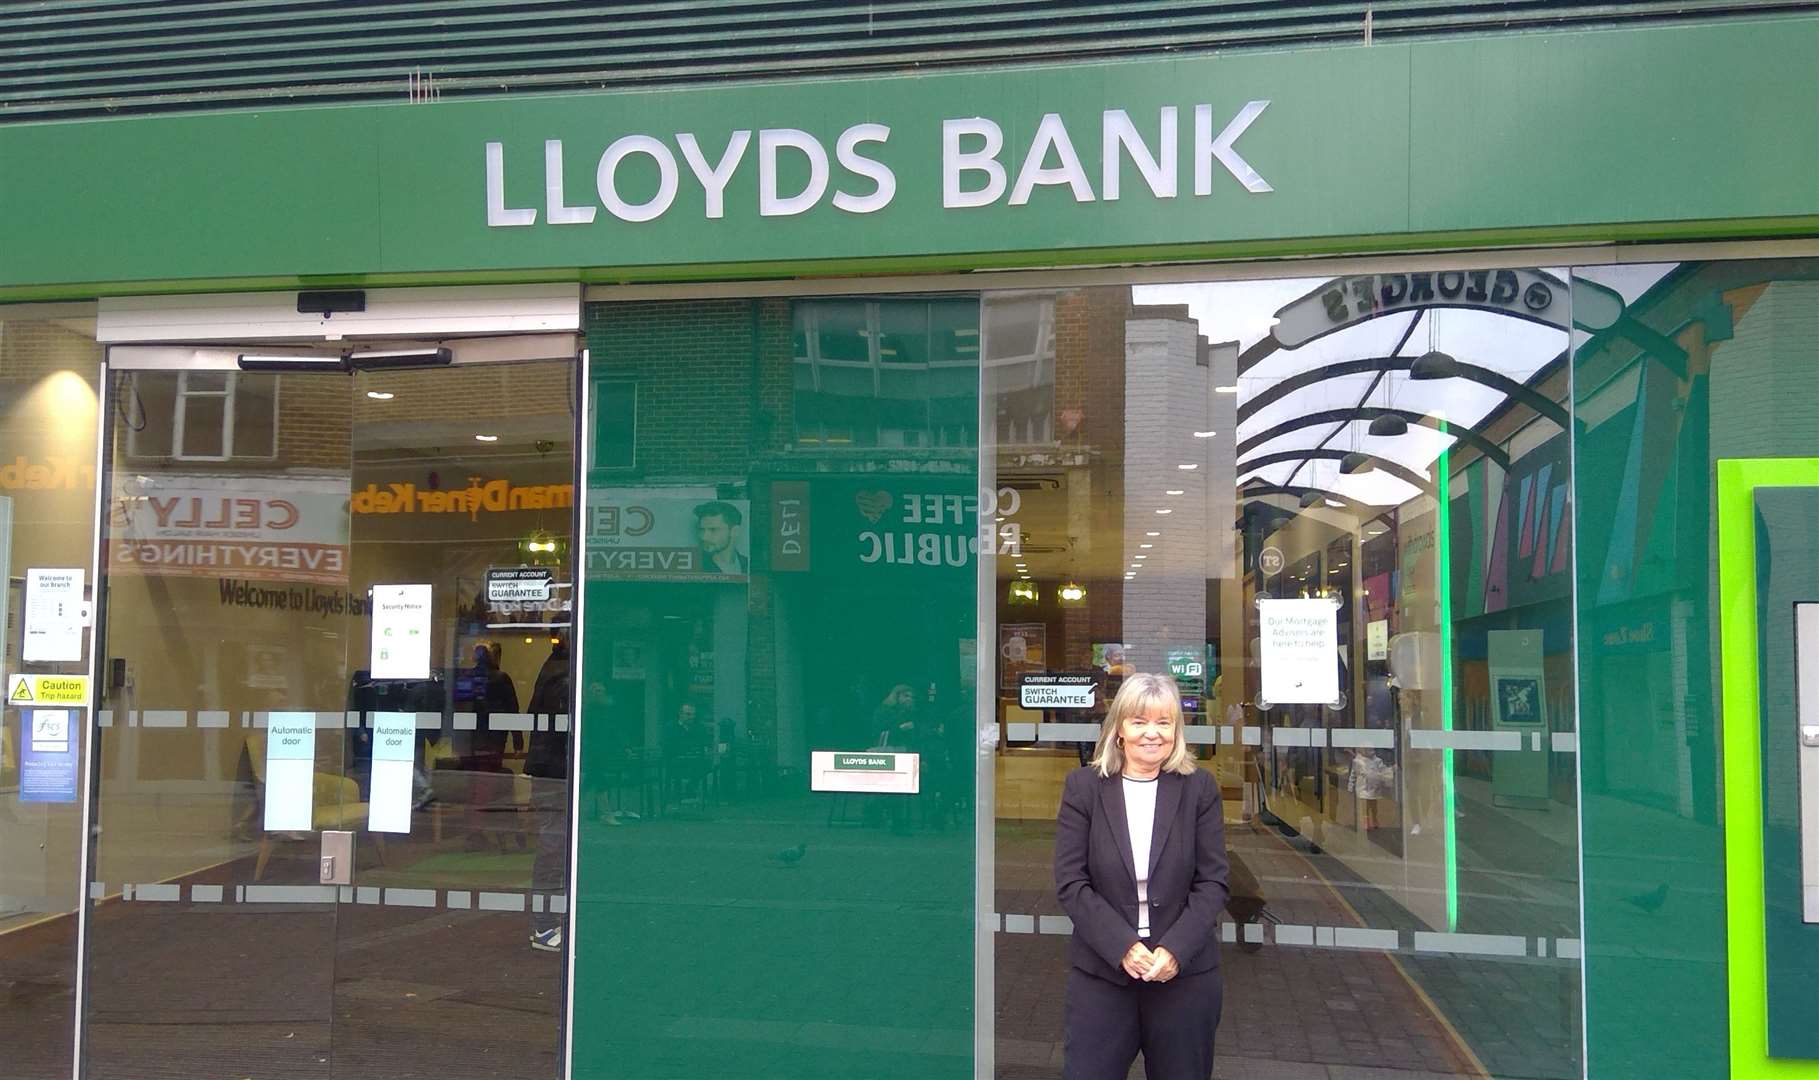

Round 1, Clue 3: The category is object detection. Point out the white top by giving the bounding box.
[1122,775,1159,936]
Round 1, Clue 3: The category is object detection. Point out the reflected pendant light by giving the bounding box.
[1058,580,1087,605]
[1008,579,1039,605]
[1410,350,1460,380]
[1368,412,1409,437]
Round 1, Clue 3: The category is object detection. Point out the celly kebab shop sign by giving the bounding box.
[484,103,1272,227]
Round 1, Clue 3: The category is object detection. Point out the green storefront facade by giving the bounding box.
[3,10,1819,1080]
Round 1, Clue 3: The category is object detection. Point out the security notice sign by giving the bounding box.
[370,584,432,680]
[1258,597,1340,706]
[1019,673,1097,710]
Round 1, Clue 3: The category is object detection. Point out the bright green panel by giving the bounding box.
[572,297,979,1079]
[1715,461,1819,1079]
[3,18,1819,291]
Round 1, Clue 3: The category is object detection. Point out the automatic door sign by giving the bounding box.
[1019,673,1096,710]
[1258,546,1285,577]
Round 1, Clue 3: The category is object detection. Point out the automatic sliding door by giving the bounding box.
[329,359,576,1080]
[85,348,579,1080]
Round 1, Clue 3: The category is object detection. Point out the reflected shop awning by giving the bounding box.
[1173,269,1635,514]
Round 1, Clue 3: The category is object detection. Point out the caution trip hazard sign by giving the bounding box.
[9,673,91,706]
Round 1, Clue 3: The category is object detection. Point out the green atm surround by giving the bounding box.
[1717,459,1819,1077]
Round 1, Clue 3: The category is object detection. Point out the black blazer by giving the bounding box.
[1053,766,1230,985]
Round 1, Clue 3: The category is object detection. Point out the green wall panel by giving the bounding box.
[3,17,1819,294]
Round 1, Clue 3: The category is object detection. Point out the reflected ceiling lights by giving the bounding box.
[475,434,500,442]
[1008,580,1038,604]
[1178,463,1199,470]
[1146,531,1161,537]
[1215,385,1238,394]
[365,390,395,400]
[1193,431,1216,438]
[1058,581,1087,605]
[1155,508,1172,515]
[1165,489,1185,496]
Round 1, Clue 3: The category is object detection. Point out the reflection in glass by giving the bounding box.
[84,358,578,1080]
[575,296,980,1079]
[987,273,1581,1079]
[0,311,100,1080]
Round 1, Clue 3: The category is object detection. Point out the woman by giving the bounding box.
[1053,672,1229,1079]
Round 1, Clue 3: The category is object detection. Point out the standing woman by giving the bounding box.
[1054,672,1230,1079]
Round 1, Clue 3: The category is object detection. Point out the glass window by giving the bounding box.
[0,306,100,1080]
[593,379,636,469]
[577,295,981,1080]
[792,298,980,448]
[127,370,278,462]
[1571,257,1819,1077]
[985,272,1583,1080]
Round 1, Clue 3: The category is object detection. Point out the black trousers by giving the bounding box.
[1062,964,1223,1080]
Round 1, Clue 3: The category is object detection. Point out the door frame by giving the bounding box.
[77,287,586,1080]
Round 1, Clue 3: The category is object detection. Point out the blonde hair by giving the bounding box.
[1090,672,1196,778]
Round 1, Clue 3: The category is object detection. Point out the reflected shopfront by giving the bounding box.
[2,255,1819,1079]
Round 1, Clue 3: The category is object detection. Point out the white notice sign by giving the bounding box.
[1258,598,1340,706]
[263,711,318,832]
[371,584,432,680]
[1367,619,1390,661]
[23,568,85,663]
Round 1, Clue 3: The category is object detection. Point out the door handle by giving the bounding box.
[320,830,354,885]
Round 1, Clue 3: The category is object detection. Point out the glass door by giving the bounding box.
[84,346,578,1079]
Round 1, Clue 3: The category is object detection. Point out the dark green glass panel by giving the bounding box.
[573,296,979,1079]
[1572,258,1819,1077]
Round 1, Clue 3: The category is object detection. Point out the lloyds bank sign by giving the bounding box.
[482,102,1273,227]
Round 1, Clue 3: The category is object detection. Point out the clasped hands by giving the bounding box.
[1120,941,1178,982]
